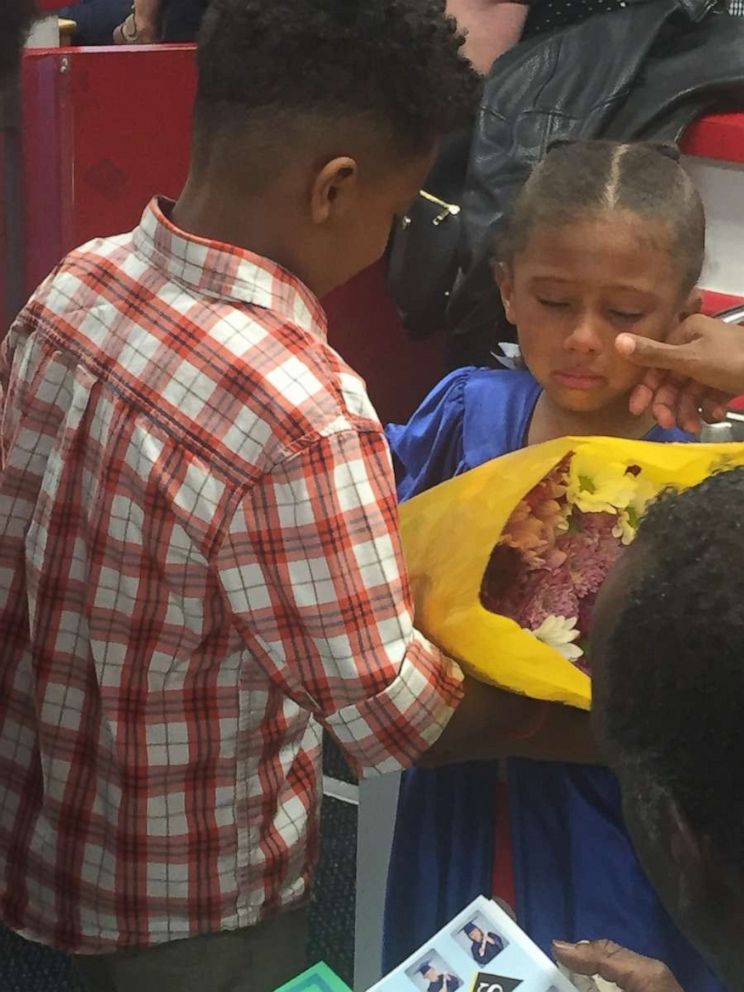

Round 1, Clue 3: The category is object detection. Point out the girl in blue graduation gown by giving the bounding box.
[383,141,724,992]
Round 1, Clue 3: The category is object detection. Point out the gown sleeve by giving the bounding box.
[385,368,473,502]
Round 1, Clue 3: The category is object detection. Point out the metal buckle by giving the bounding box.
[419,190,461,226]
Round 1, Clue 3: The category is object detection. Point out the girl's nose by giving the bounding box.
[564,313,603,353]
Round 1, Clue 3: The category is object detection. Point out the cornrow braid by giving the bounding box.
[496,140,705,292]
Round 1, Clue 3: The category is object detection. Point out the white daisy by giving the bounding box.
[531,614,584,662]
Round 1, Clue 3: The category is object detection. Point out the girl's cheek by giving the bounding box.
[638,316,672,344]
[612,354,646,389]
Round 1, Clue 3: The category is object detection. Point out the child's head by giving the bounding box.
[495,141,705,415]
[592,468,744,988]
[190,0,479,296]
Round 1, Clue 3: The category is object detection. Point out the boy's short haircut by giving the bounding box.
[194,0,481,160]
[597,467,744,875]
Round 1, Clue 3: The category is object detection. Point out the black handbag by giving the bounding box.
[386,189,462,339]
[386,128,471,339]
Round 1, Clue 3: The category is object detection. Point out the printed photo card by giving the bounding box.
[369,896,578,992]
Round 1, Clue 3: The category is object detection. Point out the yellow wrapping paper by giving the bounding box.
[399,437,744,711]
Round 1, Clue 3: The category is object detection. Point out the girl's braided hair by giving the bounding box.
[496,140,705,293]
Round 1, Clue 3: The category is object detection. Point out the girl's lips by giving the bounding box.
[552,370,607,391]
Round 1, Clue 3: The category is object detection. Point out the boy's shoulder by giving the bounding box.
[21,234,379,482]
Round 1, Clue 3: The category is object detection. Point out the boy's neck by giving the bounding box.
[528,391,658,445]
[171,178,308,290]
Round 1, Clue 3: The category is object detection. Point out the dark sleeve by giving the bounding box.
[160,0,209,41]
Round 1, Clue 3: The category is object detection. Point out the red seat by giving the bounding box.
[5,46,744,421]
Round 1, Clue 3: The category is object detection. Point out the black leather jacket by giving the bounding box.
[442,0,744,363]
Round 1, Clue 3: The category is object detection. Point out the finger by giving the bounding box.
[650,399,678,431]
[648,376,690,430]
[553,939,621,976]
[616,334,692,372]
[629,382,654,417]
[553,940,601,973]
[629,367,676,416]
[701,392,730,423]
[649,389,681,430]
[640,367,666,394]
[553,939,651,986]
[553,940,682,992]
[678,403,702,435]
[676,382,707,434]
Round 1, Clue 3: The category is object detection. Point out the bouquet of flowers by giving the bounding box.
[480,451,658,676]
[399,436,744,710]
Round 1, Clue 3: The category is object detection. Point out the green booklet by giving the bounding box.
[275,962,353,992]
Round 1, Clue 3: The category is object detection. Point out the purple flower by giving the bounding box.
[481,460,629,676]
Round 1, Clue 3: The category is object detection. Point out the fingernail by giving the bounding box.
[552,940,573,950]
[616,334,634,355]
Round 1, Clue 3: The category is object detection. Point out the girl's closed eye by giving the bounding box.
[538,297,571,309]
[608,309,644,323]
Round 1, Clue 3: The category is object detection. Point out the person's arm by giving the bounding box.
[421,675,598,766]
[216,428,597,775]
[553,940,685,992]
[446,0,529,75]
[216,429,462,774]
[618,314,744,433]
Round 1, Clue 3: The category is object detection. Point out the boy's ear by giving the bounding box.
[494,261,516,325]
[310,156,359,225]
[669,798,703,876]
[667,797,731,915]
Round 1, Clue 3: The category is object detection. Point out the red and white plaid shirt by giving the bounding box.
[0,198,463,953]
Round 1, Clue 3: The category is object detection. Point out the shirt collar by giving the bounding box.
[133,197,328,341]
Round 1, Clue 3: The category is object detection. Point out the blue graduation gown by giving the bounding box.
[472,933,505,965]
[382,368,723,992]
[429,976,462,992]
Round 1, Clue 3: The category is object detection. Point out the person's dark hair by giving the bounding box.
[496,140,705,292]
[2,0,36,84]
[597,467,744,873]
[194,0,480,160]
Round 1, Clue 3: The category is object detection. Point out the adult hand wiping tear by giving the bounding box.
[617,313,744,433]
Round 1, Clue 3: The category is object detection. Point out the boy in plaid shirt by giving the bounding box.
[0,2,595,988]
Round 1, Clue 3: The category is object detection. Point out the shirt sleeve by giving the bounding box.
[215,426,464,776]
[385,367,472,502]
